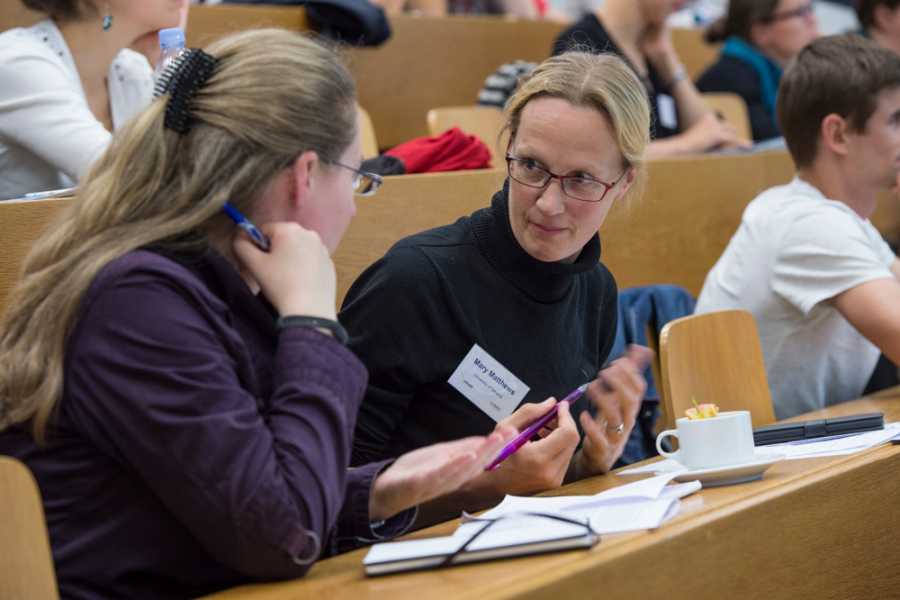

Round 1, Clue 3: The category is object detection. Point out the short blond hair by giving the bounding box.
[503,51,651,204]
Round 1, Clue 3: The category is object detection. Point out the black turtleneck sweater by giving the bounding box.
[340,187,618,466]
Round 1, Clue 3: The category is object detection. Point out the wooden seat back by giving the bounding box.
[426,105,507,165]
[672,27,720,80]
[0,198,71,317]
[345,15,564,149]
[703,92,752,141]
[334,169,505,304]
[0,456,59,600]
[659,309,776,430]
[186,4,309,48]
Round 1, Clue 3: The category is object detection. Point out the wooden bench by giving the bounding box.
[345,14,564,150]
[671,26,720,80]
[0,0,42,31]
[5,153,899,315]
[0,198,71,317]
[185,4,309,48]
[336,153,773,306]
[335,150,900,305]
[334,168,506,303]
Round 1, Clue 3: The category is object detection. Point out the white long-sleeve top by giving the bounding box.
[0,20,153,200]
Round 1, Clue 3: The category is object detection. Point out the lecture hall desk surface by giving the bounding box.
[204,389,900,600]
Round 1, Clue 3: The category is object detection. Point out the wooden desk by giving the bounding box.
[203,391,900,600]
[345,15,564,149]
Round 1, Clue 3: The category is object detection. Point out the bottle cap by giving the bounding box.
[158,28,185,51]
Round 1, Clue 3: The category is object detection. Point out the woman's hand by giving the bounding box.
[369,427,516,521]
[233,222,337,320]
[574,345,653,478]
[465,398,581,498]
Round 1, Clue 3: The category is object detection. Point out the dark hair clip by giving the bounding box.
[154,49,219,135]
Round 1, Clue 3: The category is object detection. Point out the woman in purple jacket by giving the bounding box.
[0,29,512,599]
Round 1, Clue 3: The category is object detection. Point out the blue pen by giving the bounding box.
[223,202,271,252]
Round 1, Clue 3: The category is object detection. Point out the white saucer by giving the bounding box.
[671,452,785,487]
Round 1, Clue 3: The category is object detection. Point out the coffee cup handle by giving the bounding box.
[656,429,680,460]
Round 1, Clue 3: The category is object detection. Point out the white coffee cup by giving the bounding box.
[655,410,755,470]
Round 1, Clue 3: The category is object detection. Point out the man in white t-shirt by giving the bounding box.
[697,34,900,419]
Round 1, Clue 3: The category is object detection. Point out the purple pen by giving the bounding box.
[485,382,590,471]
[223,202,271,252]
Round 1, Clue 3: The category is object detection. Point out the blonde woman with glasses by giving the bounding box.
[341,51,653,526]
[0,29,512,599]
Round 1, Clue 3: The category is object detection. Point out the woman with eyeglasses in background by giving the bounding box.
[697,0,820,142]
[340,51,653,526]
[0,29,514,599]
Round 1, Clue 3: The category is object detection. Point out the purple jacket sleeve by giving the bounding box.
[62,261,406,579]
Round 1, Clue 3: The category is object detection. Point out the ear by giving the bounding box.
[618,166,638,198]
[287,150,320,211]
[819,114,850,158]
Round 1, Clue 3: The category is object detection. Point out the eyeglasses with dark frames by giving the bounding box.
[505,154,627,203]
[762,2,814,23]
[330,160,384,197]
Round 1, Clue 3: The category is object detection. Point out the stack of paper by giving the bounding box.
[619,421,900,477]
[363,473,700,575]
[754,421,900,459]
[474,472,699,535]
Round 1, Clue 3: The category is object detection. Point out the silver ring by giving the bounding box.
[607,422,625,435]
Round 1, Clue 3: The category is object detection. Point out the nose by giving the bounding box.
[535,178,566,216]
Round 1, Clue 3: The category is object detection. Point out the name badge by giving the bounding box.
[448,344,530,423]
[657,94,678,131]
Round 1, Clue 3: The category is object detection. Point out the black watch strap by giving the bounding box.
[276,315,349,345]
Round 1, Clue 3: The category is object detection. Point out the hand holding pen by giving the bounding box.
[472,397,580,497]
[228,204,337,321]
[485,383,589,471]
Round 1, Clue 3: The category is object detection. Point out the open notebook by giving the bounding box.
[364,513,597,576]
[364,474,699,576]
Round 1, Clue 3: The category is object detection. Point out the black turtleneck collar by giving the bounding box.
[470,182,602,303]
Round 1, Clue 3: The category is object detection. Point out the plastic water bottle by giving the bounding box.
[153,27,187,82]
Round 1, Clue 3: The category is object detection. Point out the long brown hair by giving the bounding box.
[0,28,357,442]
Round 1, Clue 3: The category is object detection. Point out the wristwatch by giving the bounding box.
[276,315,349,345]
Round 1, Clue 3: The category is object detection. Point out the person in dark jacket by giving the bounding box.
[0,29,512,600]
[696,0,819,142]
[341,51,653,525]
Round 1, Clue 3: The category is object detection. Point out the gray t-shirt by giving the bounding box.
[696,178,896,418]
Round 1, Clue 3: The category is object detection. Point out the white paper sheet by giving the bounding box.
[471,473,700,535]
[618,422,900,476]
[753,421,900,459]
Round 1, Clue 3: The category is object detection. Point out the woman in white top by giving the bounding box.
[0,1,185,200]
